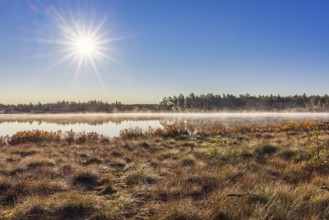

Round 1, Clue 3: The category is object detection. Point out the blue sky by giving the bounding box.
[0,0,328,104]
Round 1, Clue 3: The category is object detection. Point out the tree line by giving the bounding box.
[159,93,329,112]
[1,93,329,113]
[0,100,157,113]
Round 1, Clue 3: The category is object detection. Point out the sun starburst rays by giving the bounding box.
[40,7,120,79]
[48,21,110,79]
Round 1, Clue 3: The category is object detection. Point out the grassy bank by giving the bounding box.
[0,122,329,219]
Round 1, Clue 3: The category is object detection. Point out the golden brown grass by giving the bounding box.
[0,122,329,219]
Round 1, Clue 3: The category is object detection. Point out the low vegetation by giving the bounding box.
[0,122,329,219]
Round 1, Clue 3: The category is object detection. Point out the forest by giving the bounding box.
[159,93,329,112]
[0,100,157,113]
[1,93,329,113]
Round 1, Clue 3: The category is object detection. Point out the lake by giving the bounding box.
[0,113,328,137]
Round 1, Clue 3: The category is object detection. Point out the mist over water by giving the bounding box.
[0,113,328,137]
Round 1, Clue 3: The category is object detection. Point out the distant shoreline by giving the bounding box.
[1,112,329,120]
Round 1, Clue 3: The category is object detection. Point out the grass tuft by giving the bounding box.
[72,171,100,190]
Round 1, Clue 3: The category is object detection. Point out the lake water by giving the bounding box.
[0,113,328,137]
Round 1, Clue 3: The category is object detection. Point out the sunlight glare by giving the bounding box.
[75,36,96,56]
[40,6,125,82]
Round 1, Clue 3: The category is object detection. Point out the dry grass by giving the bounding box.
[0,122,328,219]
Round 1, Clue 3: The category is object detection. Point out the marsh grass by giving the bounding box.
[0,122,328,219]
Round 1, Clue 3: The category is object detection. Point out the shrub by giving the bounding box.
[120,127,144,139]
[99,135,110,144]
[304,127,329,172]
[75,132,87,144]
[9,130,60,145]
[64,130,75,144]
[163,125,189,138]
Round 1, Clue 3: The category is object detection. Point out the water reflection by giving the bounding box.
[0,113,328,137]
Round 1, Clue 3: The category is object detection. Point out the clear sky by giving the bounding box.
[0,0,328,104]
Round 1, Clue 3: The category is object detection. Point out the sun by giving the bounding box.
[65,25,107,67]
[49,21,114,77]
[75,36,97,56]
[42,8,124,78]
